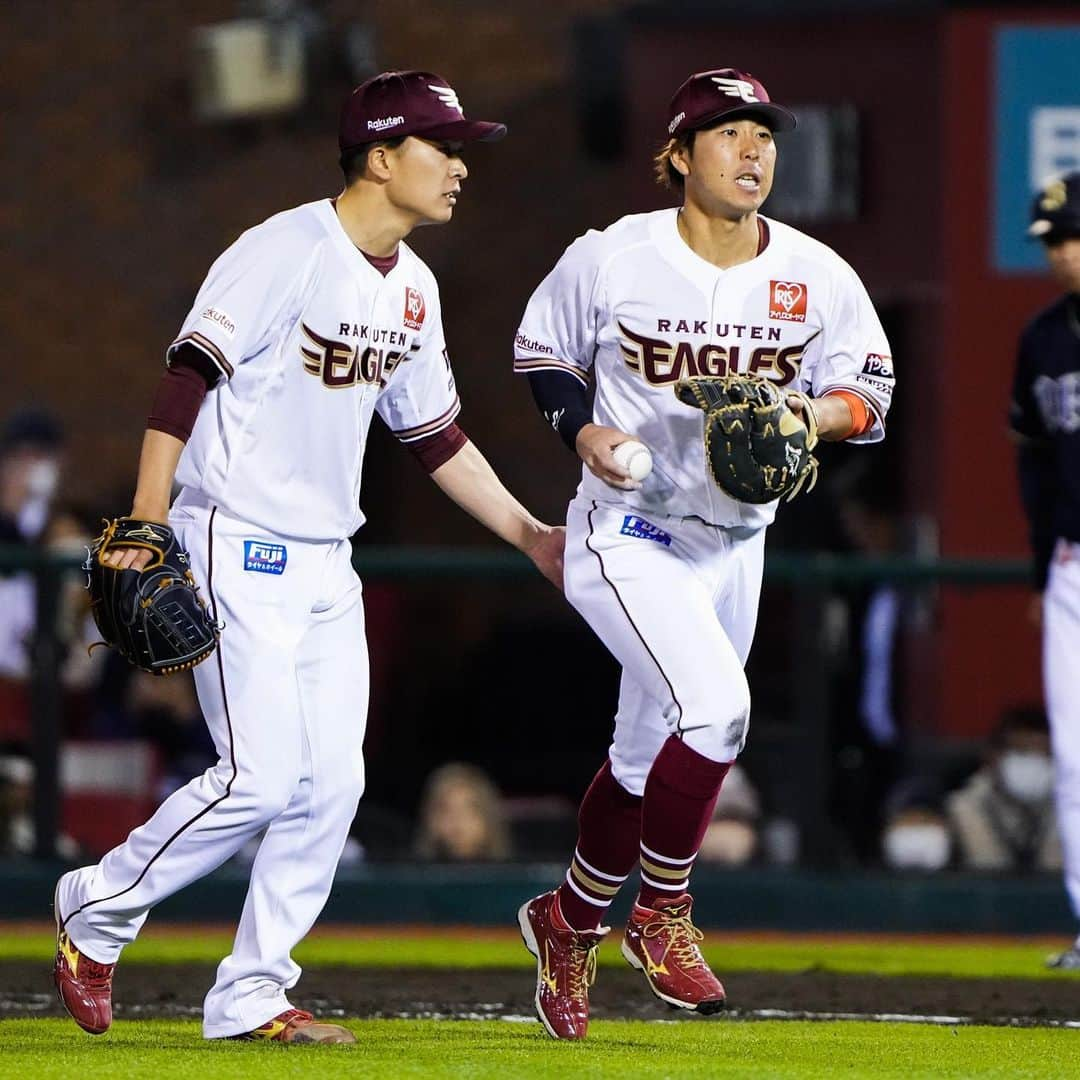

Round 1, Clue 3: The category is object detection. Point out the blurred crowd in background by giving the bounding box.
[0,397,1055,876]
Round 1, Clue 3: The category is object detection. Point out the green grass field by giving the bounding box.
[5,1018,1078,1079]
[6,926,1080,1078]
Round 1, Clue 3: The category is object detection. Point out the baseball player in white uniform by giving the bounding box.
[514,68,894,1040]
[53,70,564,1044]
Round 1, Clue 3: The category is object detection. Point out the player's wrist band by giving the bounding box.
[823,390,872,439]
[555,410,594,452]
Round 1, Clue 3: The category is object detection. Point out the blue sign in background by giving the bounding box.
[994,25,1080,274]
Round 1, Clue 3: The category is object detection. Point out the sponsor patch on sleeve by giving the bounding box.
[862,353,894,379]
[620,515,672,546]
[243,540,287,575]
[514,331,554,355]
[199,307,237,339]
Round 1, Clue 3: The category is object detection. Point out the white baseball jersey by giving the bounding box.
[515,208,894,528]
[170,198,460,541]
[56,198,461,1039]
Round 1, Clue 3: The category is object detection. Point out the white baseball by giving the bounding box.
[613,439,653,482]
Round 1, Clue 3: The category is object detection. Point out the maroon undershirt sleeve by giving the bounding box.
[405,422,468,473]
[146,343,220,442]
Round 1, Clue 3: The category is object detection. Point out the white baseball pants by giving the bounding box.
[1045,540,1080,926]
[564,496,765,795]
[56,494,369,1038]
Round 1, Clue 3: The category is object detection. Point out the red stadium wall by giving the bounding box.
[936,10,1074,734]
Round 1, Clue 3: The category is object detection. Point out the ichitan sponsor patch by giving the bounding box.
[244,540,287,575]
[620,515,672,546]
[768,280,808,322]
[862,353,894,379]
[404,288,426,331]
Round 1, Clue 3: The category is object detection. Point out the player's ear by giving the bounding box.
[669,141,692,181]
[366,144,395,182]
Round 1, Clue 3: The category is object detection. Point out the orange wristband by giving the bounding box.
[826,391,872,438]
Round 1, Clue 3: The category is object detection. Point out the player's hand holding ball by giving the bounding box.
[576,424,652,490]
[612,439,653,482]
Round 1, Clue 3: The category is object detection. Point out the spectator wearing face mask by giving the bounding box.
[880,781,953,871]
[0,408,65,547]
[0,507,104,744]
[945,707,1062,872]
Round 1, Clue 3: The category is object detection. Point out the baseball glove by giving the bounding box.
[675,374,819,504]
[85,518,219,676]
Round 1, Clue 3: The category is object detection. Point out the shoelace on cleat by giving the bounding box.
[79,960,115,990]
[564,936,600,999]
[643,910,707,971]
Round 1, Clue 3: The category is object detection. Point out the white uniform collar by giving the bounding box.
[316,198,401,281]
[652,207,777,289]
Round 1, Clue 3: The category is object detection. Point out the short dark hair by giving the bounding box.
[339,136,408,185]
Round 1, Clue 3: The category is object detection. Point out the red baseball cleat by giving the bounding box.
[518,890,608,1040]
[53,923,116,1035]
[231,1008,357,1043]
[621,894,726,1013]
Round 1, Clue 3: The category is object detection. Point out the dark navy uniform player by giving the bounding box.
[1009,171,1080,968]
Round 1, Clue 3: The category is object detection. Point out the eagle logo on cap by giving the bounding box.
[429,84,464,115]
[710,76,760,104]
[1040,178,1067,213]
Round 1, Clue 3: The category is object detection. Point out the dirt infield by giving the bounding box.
[6,962,1079,1028]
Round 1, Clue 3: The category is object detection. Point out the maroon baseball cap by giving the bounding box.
[666,68,796,138]
[339,70,507,153]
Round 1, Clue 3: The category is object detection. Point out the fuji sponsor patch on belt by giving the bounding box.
[620,514,671,546]
[244,540,287,574]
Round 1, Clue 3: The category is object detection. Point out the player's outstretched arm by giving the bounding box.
[104,428,186,571]
[429,439,565,590]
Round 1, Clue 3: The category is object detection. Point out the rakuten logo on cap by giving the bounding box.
[367,115,404,132]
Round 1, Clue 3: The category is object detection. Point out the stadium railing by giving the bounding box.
[0,544,1030,861]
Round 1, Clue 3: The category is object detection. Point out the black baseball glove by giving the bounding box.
[86,518,219,676]
[675,374,819,504]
